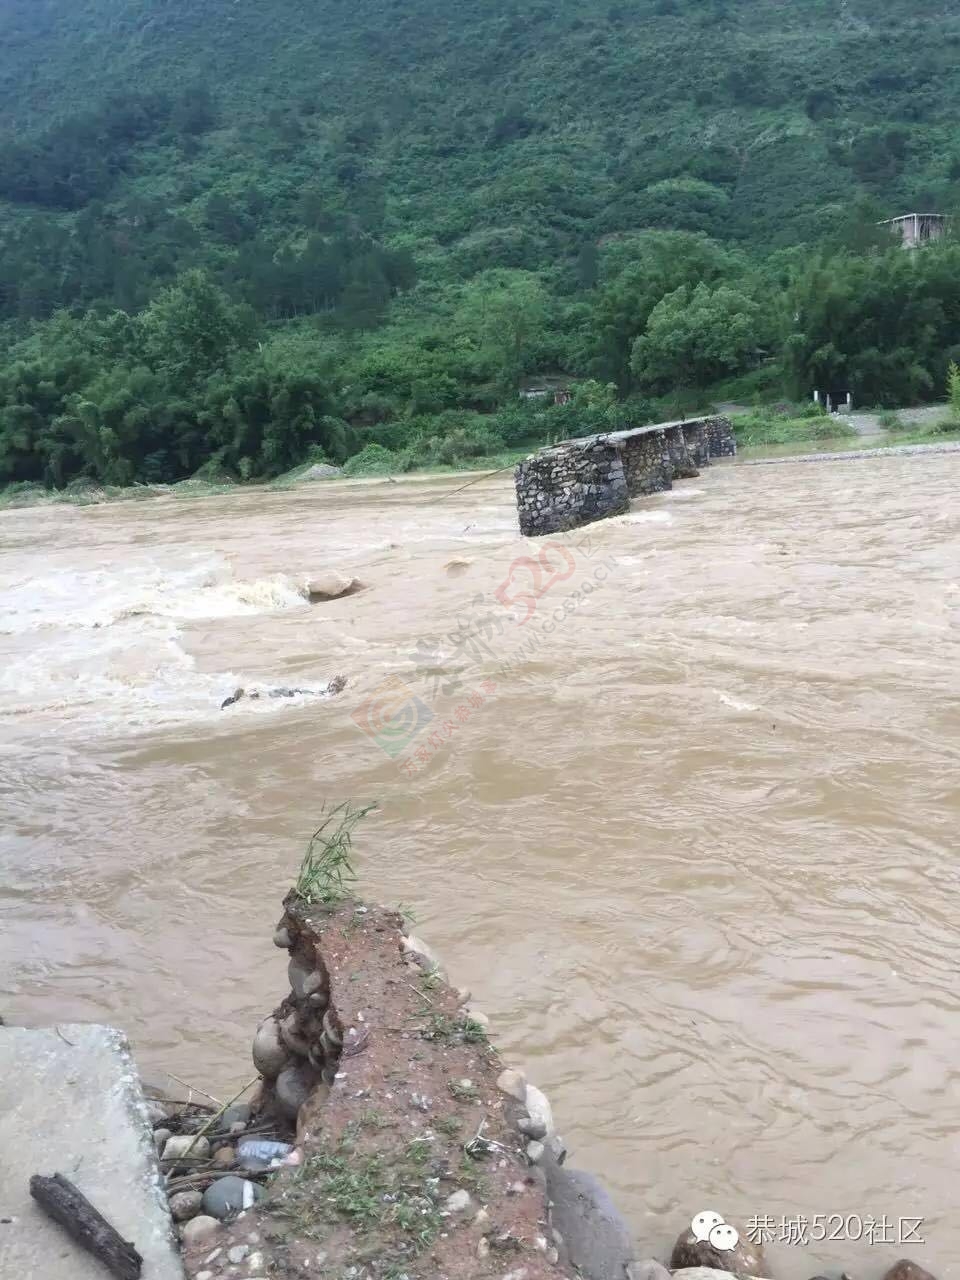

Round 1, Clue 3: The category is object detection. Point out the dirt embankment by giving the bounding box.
[178,898,573,1280]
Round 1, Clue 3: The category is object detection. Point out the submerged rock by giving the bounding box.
[444,558,473,577]
[221,676,347,710]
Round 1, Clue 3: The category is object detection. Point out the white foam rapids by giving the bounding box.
[0,553,321,730]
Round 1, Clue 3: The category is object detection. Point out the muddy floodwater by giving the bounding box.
[2,456,959,1277]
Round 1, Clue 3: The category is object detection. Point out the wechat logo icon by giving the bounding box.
[691,1210,739,1251]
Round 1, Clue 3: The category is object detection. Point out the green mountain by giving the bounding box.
[4,0,959,267]
[2,0,960,488]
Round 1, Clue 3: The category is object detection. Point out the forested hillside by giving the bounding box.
[3,0,960,488]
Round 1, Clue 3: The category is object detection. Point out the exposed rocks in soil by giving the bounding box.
[173,896,593,1280]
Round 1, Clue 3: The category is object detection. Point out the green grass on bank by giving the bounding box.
[871,423,960,447]
[731,403,960,451]
[730,406,857,448]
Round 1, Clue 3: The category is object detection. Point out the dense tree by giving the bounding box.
[784,244,960,404]
[140,271,256,386]
[3,0,960,492]
[588,232,744,390]
[630,283,765,391]
[456,271,550,391]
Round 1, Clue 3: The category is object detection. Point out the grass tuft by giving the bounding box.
[295,801,377,905]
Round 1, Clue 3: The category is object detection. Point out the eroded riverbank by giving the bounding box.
[2,455,959,1277]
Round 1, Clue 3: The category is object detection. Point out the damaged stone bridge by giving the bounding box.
[514,415,736,536]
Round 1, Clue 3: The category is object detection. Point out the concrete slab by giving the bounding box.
[0,1024,184,1280]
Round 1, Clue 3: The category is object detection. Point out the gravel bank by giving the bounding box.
[742,441,960,466]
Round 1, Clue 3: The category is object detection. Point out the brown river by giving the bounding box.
[2,454,959,1277]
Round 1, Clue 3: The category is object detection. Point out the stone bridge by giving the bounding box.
[514,415,736,536]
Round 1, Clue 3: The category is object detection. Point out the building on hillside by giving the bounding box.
[878,213,948,249]
[519,375,573,406]
[813,388,852,413]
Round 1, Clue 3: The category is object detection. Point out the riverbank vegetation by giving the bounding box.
[4,0,960,493]
[727,405,857,449]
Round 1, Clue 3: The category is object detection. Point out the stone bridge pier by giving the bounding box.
[514,415,735,537]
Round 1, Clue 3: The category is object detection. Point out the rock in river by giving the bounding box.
[883,1262,939,1280]
[523,1082,554,1136]
[671,1219,767,1277]
[305,570,362,601]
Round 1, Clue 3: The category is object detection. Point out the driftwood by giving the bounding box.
[29,1173,142,1280]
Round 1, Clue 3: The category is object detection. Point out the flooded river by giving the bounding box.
[2,455,959,1277]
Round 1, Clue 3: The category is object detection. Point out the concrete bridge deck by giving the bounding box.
[0,1024,184,1280]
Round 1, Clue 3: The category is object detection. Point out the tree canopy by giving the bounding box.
[3,0,960,490]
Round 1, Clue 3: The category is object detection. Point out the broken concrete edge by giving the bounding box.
[0,1023,185,1280]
